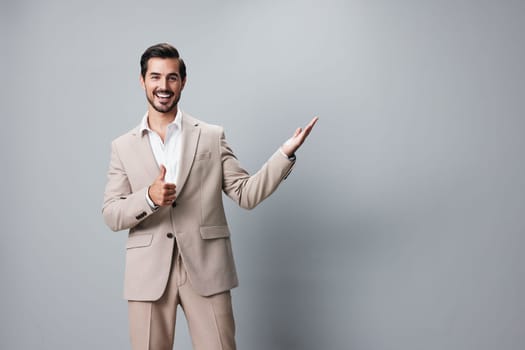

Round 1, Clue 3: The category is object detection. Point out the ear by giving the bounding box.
[181,77,187,91]
[139,74,145,89]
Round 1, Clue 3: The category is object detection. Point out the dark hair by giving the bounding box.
[140,43,187,80]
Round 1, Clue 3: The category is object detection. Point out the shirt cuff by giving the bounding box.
[279,147,296,161]
[146,187,159,210]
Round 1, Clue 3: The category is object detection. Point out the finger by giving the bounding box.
[165,195,176,203]
[163,183,176,190]
[162,193,176,202]
[162,184,176,192]
[162,190,176,198]
[162,198,175,206]
[305,116,319,131]
[301,116,319,138]
[293,127,302,137]
[158,165,167,181]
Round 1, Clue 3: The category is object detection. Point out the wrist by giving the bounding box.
[146,186,159,210]
[279,147,296,160]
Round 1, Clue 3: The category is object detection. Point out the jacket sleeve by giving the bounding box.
[220,129,295,210]
[102,140,156,231]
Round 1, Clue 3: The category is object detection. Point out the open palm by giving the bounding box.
[281,116,319,157]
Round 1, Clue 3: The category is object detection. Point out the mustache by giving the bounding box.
[154,89,174,95]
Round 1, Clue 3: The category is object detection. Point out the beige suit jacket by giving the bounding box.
[103,112,295,300]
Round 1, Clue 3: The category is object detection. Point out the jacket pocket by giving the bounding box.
[195,151,212,160]
[126,233,153,249]
[200,226,230,239]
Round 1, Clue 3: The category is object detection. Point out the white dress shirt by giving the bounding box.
[140,108,183,208]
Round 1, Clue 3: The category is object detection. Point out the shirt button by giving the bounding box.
[166,233,174,239]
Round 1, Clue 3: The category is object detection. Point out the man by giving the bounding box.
[103,43,318,350]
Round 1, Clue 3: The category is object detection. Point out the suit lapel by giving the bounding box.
[176,113,201,194]
[130,126,160,183]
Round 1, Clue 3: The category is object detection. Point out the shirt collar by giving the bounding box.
[139,108,183,136]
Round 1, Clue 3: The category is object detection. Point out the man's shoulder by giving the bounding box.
[111,125,141,147]
[183,112,223,134]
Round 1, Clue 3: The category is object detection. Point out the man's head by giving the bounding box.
[140,43,187,114]
[140,43,186,80]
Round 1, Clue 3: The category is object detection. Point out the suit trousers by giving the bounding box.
[128,246,236,350]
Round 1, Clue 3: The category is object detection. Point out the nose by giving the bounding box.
[160,77,169,90]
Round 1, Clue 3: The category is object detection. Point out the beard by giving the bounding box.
[146,90,180,114]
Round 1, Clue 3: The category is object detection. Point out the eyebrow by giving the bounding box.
[148,72,180,77]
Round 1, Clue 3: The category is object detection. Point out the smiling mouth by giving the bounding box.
[155,91,174,99]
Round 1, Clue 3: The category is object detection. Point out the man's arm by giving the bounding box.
[221,117,318,209]
[102,141,157,231]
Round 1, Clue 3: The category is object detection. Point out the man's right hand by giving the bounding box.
[148,165,176,206]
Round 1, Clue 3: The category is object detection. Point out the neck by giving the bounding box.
[147,107,177,132]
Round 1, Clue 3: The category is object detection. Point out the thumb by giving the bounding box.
[293,127,302,137]
[158,165,167,181]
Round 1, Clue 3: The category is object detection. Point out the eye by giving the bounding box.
[168,76,178,81]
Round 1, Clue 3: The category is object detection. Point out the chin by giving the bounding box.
[155,104,176,114]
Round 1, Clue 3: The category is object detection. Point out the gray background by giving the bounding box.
[1,0,524,349]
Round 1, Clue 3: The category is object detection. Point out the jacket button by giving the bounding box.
[172,201,177,208]
[167,233,174,239]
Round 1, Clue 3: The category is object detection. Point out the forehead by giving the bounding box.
[146,57,180,74]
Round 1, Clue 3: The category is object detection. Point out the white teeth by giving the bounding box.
[156,92,171,98]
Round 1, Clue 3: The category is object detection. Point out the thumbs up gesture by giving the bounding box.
[148,165,177,207]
